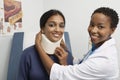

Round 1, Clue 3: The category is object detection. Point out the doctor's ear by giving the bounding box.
[111,27,116,34]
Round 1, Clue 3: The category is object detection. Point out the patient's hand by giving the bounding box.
[55,47,68,65]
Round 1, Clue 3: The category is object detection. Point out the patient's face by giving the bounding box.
[42,14,65,42]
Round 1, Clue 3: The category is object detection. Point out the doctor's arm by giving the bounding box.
[35,32,54,75]
[35,32,68,75]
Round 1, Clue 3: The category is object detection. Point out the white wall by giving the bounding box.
[21,0,44,49]
[0,0,120,79]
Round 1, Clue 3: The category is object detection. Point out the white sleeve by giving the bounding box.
[50,56,116,80]
[73,57,81,64]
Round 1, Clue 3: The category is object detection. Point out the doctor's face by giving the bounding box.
[88,13,115,47]
[42,14,65,42]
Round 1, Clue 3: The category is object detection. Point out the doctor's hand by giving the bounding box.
[35,31,42,49]
[60,39,67,51]
[55,47,68,65]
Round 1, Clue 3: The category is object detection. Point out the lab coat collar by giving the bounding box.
[94,38,116,52]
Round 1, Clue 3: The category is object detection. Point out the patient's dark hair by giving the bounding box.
[40,9,65,29]
[92,7,119,28]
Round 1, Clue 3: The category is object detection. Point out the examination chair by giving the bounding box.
[7,32,73,80]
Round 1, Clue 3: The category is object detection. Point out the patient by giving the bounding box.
[17,9,73,80]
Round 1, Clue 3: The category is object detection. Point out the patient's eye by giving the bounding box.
[46,21,65,28]
[48,22,55,27]
[59,23,65,28]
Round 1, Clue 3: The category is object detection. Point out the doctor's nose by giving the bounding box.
[91,27,98,33]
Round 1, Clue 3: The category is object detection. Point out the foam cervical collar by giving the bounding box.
[41,34,62,55]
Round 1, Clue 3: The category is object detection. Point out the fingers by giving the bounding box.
[54,47,68,59]
[55,47,63,58]
[54,47,68,65]
[54,51,61,59]
[36,31,42,40]
[35,31,42,47]
[60,39,67,50]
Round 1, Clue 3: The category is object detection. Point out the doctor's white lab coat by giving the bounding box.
[50,38,119,80]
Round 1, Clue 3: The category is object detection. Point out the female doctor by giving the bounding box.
[35,7,119,80]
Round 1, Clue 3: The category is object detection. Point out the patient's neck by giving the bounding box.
[41,34,62,55]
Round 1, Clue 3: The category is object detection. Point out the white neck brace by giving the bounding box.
[41,34,62,55]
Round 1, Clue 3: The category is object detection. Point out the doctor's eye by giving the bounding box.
[98,25,104,29]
